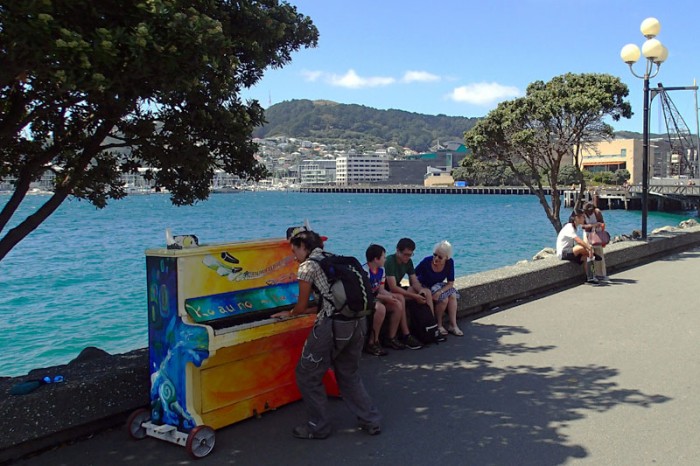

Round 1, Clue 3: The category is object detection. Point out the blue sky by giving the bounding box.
[241,0,700,135]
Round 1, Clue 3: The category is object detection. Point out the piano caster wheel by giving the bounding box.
[126,408,150,440]
[186,425,216,458]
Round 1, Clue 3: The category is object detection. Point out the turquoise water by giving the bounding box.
[0,192,692,376]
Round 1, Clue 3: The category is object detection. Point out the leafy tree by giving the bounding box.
[591,169,630,186]
[615,168,631,185]
[559,164,583,186]
[595,171,617,185]
[453,155,526,186]
[0,0,318,261]
[463,73,631,233]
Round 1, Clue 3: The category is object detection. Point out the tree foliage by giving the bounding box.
[558,164,583,186]
[0,0,318,260]
[452,156,523,186]
[590,168,631,185]
[463,73,632,233]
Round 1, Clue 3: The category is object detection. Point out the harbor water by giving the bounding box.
[0,191,692,376]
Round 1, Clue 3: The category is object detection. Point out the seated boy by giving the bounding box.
[363,244,423,352]
[384,238,432,308]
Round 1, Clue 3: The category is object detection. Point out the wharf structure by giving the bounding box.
[299,185,556,195]
[301,183,700,215]
[564,181,700,215]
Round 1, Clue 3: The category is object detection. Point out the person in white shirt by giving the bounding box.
[556,209,598,283]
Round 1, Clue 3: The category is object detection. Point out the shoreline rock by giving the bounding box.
[0,347,149,463]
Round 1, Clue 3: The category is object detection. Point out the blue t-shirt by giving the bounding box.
[415,256,455,288]
[362,263,385,295]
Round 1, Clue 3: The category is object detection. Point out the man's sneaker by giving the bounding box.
[292,423,330,440]
[596,275,610,282]
[357,421,381,436]
[363,342,388,356]
[401,334,424,350]
[383,337,405,350]
[587,277,599,284]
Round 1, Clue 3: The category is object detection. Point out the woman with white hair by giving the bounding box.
[414,240,462,336]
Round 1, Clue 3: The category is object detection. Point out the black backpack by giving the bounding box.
[311,253,375,319]
[407,300,441,345]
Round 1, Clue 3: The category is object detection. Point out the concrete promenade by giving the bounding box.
[13,246,700,465]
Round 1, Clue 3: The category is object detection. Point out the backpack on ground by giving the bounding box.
[311,253,375,319]
[406,300,441,345]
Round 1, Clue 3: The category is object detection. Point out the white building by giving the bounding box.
[335,154,389,185]
[299,159,336,185]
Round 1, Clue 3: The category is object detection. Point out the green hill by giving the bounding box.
[252,99,479,152]
[252,99,658,152]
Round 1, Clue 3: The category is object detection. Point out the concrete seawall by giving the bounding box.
[3,223,700,463]
[454,222,700,317]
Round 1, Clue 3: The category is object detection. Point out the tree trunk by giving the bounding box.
[0,189,70,261]
[0,176,31,234]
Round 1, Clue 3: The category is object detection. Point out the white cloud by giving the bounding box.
[301,70,323,82]
[448,82,522,106]
[328,69,395,89]
[402,70,441,83]
[302,69,443,89]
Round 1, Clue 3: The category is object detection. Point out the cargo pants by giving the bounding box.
[295,315,381,436]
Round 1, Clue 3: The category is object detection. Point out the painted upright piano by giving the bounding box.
[126,234,337,458]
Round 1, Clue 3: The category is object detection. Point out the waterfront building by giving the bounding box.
[579,138,676,184]
[424,166,455,187]
[211,170,242,189]
[299,159,336,185]
[0,172,56,193]
[335,154,389,185]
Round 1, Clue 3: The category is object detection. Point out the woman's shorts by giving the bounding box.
[429,282,459,302]
[561,250,582,264]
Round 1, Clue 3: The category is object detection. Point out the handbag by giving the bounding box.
[589,230,610,247]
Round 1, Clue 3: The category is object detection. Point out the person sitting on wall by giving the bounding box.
[414,240,462,336]
[556,209,599,284]
[383,238,431,350]
[581,202,609,282]
[362,244,419,355]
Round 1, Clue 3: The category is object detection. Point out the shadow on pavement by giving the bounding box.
[16,321,671,466]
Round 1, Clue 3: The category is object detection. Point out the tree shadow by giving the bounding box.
[20,322,671,466]
[658,250,700,262]
[356,322,670,465]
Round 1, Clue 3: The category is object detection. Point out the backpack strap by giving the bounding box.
[308,252,336,313]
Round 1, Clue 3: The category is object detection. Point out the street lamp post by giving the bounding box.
[620,17,668,240]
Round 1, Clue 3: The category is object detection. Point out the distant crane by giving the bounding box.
[654,83,698,177]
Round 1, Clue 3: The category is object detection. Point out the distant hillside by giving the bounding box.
[253,99,479,152]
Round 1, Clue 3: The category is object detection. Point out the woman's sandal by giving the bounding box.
[438,326,449,336]
[448,326,464,337]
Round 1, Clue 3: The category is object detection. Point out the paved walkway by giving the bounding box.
[15,248,700,465]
